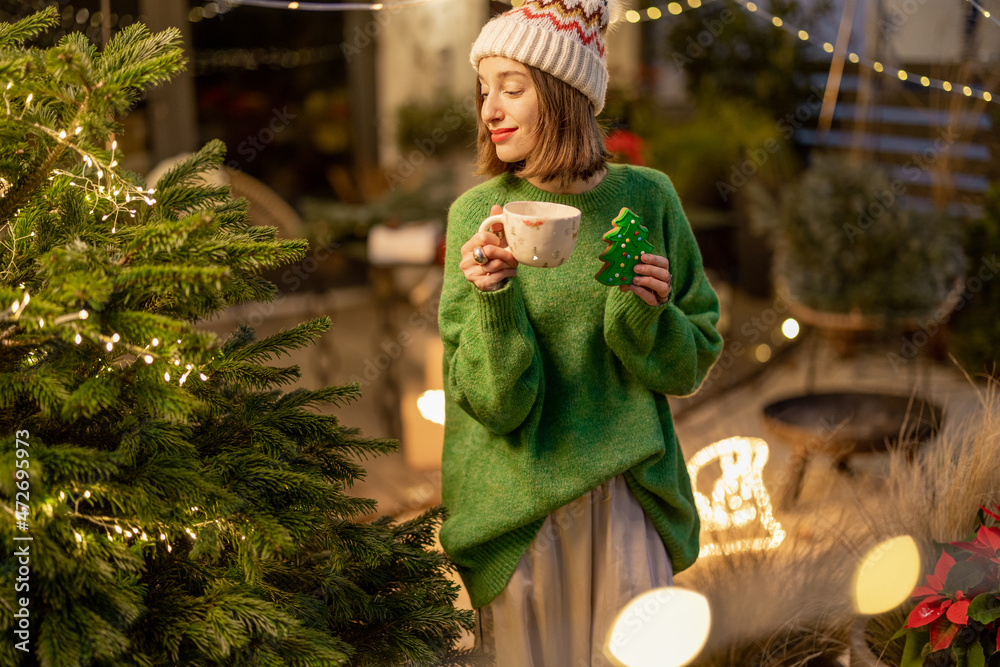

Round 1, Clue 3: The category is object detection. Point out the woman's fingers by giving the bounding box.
[629,253,672,305]
[459,205,518,291]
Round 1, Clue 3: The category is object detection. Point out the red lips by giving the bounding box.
[490,128,516,143]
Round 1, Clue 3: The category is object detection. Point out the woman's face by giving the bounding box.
[478,56,540,164]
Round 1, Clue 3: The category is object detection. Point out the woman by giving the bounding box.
[437,1,723,664]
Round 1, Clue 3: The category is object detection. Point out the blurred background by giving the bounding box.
[4,0,998,660]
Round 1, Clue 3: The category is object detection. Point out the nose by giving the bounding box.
[481,90,502,124]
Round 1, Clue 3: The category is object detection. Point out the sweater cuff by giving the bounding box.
[474,278,527,333]
[606,287,664,333]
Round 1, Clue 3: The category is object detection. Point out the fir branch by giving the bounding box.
[0,6,58,47]
[150,139,228,193]
[275,384,363,411]
[0,124,70,225]
[96,23,185,103]
[224,318,331,365]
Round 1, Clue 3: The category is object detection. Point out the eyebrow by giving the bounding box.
[478,70,530,84]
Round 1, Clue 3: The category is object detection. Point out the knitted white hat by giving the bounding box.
[470,0,610,114]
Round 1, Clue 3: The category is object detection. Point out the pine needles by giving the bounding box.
[0,10,473,666]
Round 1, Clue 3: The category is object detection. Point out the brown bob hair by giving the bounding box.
[474,64,610,186]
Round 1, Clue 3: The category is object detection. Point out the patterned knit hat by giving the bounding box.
[471,0,610,114]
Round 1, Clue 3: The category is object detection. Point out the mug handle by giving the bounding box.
[479,214,505,242]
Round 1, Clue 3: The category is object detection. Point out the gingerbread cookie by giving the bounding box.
[595,207,653,286]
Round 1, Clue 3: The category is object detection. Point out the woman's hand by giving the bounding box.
[619,253,672,306]
[460,205,519,291]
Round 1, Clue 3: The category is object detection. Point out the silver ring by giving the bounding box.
[473,246,488,265]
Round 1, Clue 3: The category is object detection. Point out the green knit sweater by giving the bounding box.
[438,164,723,609]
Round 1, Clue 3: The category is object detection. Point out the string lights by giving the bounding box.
[965,0,1000,29]
[733,0,996,104]
[582,0,998,105]
[54,486,252,552]
[202,0,444,12]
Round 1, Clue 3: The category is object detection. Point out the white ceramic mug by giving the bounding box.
[479,201,582,268]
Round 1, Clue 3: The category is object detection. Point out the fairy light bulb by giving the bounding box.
[112,333,120,343]
[25,93,32,104]
[75,126,82,135]
[114,525,122,534]
[106,342,113,352]
[58,491,65,500]
[144,355,153,364]
[160,533,166,540]
[74,532,82,543]
[152,337,159,347]
[199,373,208,381]
[164,371,170,382]
[84,490,91,498]
[59,130,66,139]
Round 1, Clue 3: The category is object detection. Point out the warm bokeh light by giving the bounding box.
[416,390,445,425]
[852,535,922,615]
[781,318,800,339]
[604,587,711,667]
[647,6,662,19]
[755,344,772,363]
[668,3,683,15]
[626,9,641,22]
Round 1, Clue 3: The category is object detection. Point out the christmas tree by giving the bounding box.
[0,9,473,666]
[595,207,654,286]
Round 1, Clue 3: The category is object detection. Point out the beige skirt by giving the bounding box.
[474,474,674,667]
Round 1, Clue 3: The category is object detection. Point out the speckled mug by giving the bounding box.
[479,201,581,268]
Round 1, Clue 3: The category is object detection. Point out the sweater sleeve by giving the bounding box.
[603,181,723,397]
[439,193,544,435]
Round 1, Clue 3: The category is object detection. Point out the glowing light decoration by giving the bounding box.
[781,318,800,339]
[852,535,921,615]
[604,587,711,667]
[686,437,785,557]
[417,389,445,425]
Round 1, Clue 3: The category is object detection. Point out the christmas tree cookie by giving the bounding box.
[596,207,654,286]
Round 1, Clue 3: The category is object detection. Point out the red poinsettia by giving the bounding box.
[895,505,1000,663]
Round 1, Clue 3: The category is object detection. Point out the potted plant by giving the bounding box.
[852,380,1000,667]
[747,153,966,329]
[856,505,1000,667]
